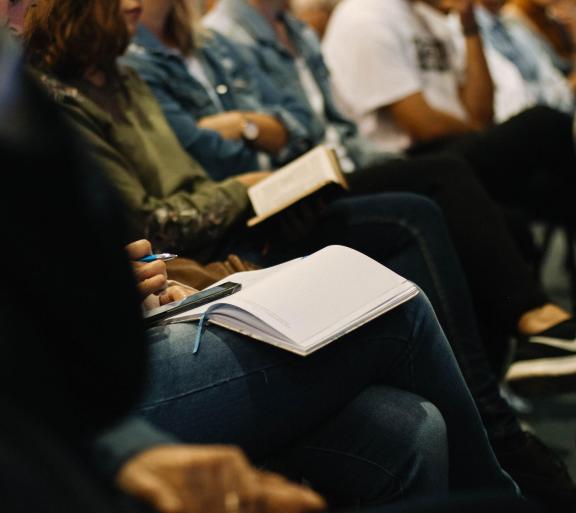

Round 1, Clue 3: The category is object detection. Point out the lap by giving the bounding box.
[138,294,431,458]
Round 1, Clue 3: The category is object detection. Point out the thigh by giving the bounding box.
[445,107,576,221]
[138,301,420,459]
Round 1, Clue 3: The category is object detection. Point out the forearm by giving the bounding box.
[198,111,288,154]
[92,416,178,477]
[243,112,288,153]
[389,93,479,143]
[459,33,494,127]
[413,110,478,141]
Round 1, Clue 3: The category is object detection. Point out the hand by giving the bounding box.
[117,445,326,513]
[126,240,168,298]
[235,171,273,188]
[198,112,245,140]
[439,0,477,31]
[159,285,198,306]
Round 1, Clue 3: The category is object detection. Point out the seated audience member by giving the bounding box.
[320,1,576,237]
[124,1,317,179]
[504,0,576,75]
[451,0,574,120]
[0,20,527,512]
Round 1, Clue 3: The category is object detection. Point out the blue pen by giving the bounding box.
[138,253,178,263]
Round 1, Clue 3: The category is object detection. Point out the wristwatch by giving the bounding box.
[241,117,260,142]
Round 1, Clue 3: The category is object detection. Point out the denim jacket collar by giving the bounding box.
[131,24,180,58]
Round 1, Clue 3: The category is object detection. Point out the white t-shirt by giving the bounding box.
[323,0,468,152]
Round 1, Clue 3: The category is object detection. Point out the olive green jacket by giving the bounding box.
[37,67,249,257]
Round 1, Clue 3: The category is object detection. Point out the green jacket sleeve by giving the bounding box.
[61,102,249,256]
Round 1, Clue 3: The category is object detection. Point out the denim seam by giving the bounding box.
[298,445,405,497]
[347,215,470,377]
[139,360,289,409]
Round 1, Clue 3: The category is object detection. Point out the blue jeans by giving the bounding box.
[139,293,517,506]
[221,193,521,443]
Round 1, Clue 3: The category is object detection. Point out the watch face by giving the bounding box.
[242,120,260,141]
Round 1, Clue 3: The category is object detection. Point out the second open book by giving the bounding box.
[166,246,419,356]
[247,145,348,226]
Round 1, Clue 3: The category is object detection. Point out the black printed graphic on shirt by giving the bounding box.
[413,37,450,72]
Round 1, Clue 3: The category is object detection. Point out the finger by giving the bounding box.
[126,239,153,261]
[255,473,326,513]
[139,274,168,298]
[134,260,167,282]
[159,286,189,305]
[120,470,184,513]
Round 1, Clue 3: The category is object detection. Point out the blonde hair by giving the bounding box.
[165,0,207,55]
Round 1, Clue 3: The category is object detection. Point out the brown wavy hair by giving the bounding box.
[23,0,129,79]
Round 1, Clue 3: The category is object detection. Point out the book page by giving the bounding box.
[211,246,411,345]
[248,145,343,217]
[167,246,417,355]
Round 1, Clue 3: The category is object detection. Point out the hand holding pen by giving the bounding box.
[125,240,176,298]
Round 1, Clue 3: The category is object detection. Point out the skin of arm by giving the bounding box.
[389,92,480,142]
[447,0,495,126]
[197,110,289,153]
[388,0,493,142]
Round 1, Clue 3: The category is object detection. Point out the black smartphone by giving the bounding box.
[144,281,242,327]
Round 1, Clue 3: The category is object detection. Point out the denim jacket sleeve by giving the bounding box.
[122,53,261,180]
[92,416,178,477]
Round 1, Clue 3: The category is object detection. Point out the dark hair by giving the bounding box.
[23,0,129,79]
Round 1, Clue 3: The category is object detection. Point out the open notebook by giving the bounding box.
[166,246,419,356]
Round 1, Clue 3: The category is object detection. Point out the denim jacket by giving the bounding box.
[121,25,315,180]
[205,0,388,169]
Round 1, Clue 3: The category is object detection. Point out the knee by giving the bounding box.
[518,105,571,131]
[380,192,445,227]
[351,387,449,502]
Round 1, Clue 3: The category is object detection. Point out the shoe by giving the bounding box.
[507,320,576,391]
[526,320,576,353]
[494,431,576,512]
